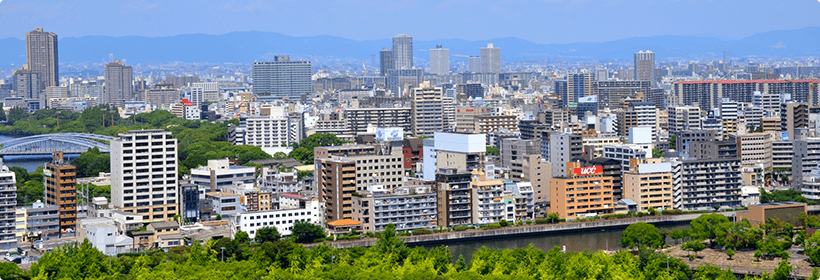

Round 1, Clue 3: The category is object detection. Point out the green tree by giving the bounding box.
[689,213,730,246]
[291,221,325,243]
[454,254,467,272]
[620,222,664,249]
[0,262,23,280]
[6,107,26,124]
[805,231,820,265]
[693,265,737,280]
[235,231,250,244]
[772,260,792,280]
[373,223,407,258]
[486,146,500,156]
[726,248,735,260]
[0,106,6,122]
[669,135,676,150]
[273,152,288,159]
[681,240,705,258]
[652,148,665,158]
[810,268,819,280]
[255,227,281,243]
[71,147,111,178]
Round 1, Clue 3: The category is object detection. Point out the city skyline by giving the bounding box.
[0,0,817,44]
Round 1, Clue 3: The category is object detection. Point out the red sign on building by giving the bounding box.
[572,166,603,176]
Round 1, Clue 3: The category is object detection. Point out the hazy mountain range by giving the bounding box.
[1,27,819,66]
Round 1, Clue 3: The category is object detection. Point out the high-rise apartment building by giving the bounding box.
[252,55,312,97]
[392,35,413,70]
[634,50,655,83]
[315,158,356,222]
[550,162,614,219]
[111,130,179,222]
[26,27,59,89]
[592,80,651,110]
[623,158,673,212]
[782,102,809,140]
[429,45,449,75]
[345,108,412,134]
[0,165,16,253]
[411,82,444,137]
[548,132,583,177]
[12,66,42,100]
[468,56,481,73]
[44,152,77,235]
[103,60,134,108]
[379,48,393,76]
[480,43,501,73]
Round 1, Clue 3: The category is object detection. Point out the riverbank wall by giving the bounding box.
[318,211,734,249]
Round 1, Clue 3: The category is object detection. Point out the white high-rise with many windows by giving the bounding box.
[111,130,179,222]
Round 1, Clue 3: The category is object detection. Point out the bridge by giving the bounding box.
[0,133,117,156]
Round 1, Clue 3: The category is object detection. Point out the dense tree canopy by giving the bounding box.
[71,147,111,178]
[620,223,664,249]
[760,188,808,203]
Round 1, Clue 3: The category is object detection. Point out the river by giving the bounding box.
[0,134,80,172]
[421,223,690,262]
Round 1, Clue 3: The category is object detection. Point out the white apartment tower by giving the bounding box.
[111,130,179,222]
[429,45,450,75]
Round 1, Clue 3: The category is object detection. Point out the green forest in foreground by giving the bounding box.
[0,222,815,280]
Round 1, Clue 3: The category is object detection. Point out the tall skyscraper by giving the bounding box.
[392,34,413,70]
[0,165,16,253]
[565,73,594,107]
[26,27,59,89]
[634,50,655,82]
[468,56,481,73]
[252,55,312,97]
[429,45,449,75]
[480,43,501,73]
[111,129,179,222]
[379,48,394,76]
[103,59,134,108]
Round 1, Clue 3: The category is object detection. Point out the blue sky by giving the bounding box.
[0,0,818,44]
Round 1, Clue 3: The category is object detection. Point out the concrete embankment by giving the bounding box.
[318,211,734,249]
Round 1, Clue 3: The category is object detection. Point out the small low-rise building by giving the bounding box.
[737,202,807,227]
[15,200,59,242]
[77,217,133,256]
[232,200,324,239]
[206,192,242,217]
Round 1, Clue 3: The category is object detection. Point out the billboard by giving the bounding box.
[376,127,403,142]
[782,132,789,142]
[573,166,603,176]
[43,169,52,177]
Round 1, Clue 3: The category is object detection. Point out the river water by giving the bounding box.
[421,223,690,261]
[0,135,80,172]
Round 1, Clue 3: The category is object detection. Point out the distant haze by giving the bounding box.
[0,0,817,44]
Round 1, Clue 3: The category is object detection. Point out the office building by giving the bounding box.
[110,130,179,222]
[422,132,486,181]
[190,158,256,192]
[548,132,584,177]
[801,169,820,201]
[15,201,59,242]
[603,144,653,172]
[191,82,219,102]
[0,166,17,253]
[634,50,655,82]
[392,34,413,70]
[44,152,77,235]
[628,102,658,140]
[593,80,651,110]
[352,185,436,232]
[772,140,794,170]
[729,133,773,170]
[103,60,133,108]
[386,68,424,96]
[674,130,721,153]
[688,140,738,160]
[550,162,614,219]
[379,48,393,76]
[577,95,598,118]
[26,27,59,89]
[145,83,180,110]
[468,56,481,73]
[429,45,449,75]
[252,55,312,97]
[565,73,594,107]
[411,82,444,137]
[205,192,241,217]
[623,159,673,211]
[668,106,702,133]
[180,182,199,223]
[480,43,501,73]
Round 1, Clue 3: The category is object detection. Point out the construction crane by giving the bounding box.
[312,55,327,73]
[361,59,368,76]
